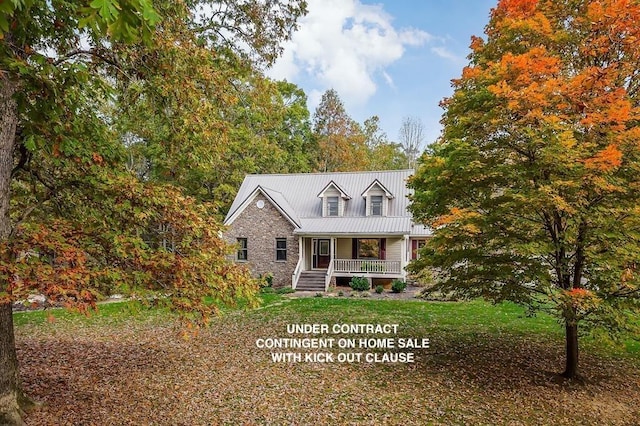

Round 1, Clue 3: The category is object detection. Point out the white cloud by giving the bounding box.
[381,70,395,89]
[430,46,464,63]
[267,0,431,108]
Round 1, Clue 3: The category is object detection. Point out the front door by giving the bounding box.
[313,239,331,269]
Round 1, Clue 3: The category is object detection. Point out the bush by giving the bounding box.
[408,267,435,287]
[391,279,407,293]
[275,286,295,294]
[375,285,384,294]
[349,276,370,291]
[259,273,273,288]
[337,291,344,297]
[260,286,275,294]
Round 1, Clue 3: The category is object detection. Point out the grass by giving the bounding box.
[12,299,172,327]
[13,294,640,425]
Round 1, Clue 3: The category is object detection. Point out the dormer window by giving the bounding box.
[361,179,394,217]
[370,196,383,216]
[317,180,351,217]
[327,196,339,216]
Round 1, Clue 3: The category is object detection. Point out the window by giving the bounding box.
[411,239,426,260]
[319,240,330,256]
[357,239,380,259]
[276,238,287,261]
[237,238,248,261]
[370,195,383,216]
[327,196,339,216]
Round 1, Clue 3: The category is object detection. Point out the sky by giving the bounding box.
[267,0,498,146]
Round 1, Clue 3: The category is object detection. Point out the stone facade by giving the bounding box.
[225,193,299,288]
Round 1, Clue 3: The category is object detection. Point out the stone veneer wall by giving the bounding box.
[225,193,299,288]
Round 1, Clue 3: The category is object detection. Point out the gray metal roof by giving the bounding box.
[224,170,431,236]
[296,217,412,235]
[260,186,301,227]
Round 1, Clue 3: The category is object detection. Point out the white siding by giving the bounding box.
[386,237,403,261]
[304,238,312,269]
[322,188,343,217]
[336,238,352,259]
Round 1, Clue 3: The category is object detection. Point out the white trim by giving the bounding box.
[361,179,394,199]
[401,234,409,280]
[317,180,352,199]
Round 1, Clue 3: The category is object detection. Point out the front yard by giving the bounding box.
[14,296,640,425]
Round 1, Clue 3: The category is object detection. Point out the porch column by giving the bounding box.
[330,237,335,260]
[401,235,409,280]
[299,236,303,270]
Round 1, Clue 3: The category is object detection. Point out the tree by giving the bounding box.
[312,89,369,172]
[408,0,640,379]
[398,116,425,169]
[363,116,407,170]
[1,1,306,423]
[115,36,313,212]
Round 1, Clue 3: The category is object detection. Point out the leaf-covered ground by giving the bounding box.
[15,297,640,425]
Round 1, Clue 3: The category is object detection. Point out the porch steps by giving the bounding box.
[296,271,326,292]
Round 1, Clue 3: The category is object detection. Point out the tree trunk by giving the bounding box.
[563,321,579,379]
[1,70,26,425]
[0,303,24,426]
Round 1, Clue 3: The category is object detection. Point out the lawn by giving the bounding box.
[14,295,640,425]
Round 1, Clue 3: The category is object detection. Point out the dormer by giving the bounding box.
[317,181,351,217]
[361,179,394,217]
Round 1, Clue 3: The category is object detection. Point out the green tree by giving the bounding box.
[363,116,407,170]
[0,1,306,423]
[116,37,313,211]
[409,0,640,379]
[312,89,369,172]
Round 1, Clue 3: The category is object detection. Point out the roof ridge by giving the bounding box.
[246,169,414,177]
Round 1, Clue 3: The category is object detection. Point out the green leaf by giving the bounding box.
[24,135,36,152]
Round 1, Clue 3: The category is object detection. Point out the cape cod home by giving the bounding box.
[223,170,431,291]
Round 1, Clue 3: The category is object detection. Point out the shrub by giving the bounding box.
[314,292,323,298]
[408,267,435,287]
[350,276,370,292]
[337,291,344,297]
[276,287,295,294]
[375,285,384,294]
[391,279,407,293]
[260,286,275,294]
[258,273,274,288]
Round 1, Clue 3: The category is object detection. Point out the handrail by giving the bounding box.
[325,258,334,291]
[333,259,401,274]
[291,257,304,289]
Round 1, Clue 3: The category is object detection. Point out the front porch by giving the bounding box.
[292,236,408,291]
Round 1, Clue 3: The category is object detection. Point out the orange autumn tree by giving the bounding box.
[409,0,640,379]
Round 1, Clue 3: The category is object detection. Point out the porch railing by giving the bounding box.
[325,258,334,291]
[333,259,402,275]
[291,257,303,289]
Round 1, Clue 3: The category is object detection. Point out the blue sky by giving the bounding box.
[267,0,498,146]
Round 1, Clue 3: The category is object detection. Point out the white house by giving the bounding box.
[223,170,431,291]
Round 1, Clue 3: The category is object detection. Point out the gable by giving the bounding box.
[317,180,352,199]
[224,186,300,228]
[361,179,394,199]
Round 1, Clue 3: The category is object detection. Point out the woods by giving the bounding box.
[0,1,414,423]
[0,1,307,423]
